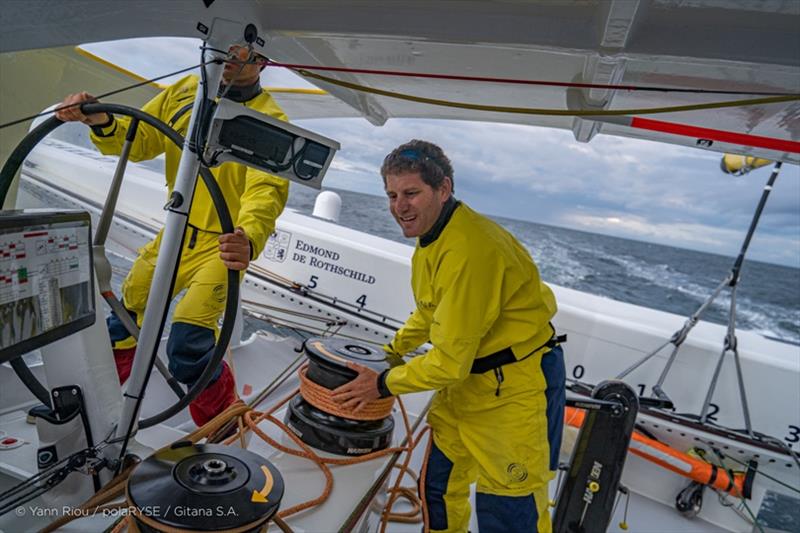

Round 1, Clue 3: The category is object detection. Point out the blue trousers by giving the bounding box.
[107,308,222,386]
[423,346,566,532]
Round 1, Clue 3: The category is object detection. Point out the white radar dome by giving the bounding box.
[312,190,342,223]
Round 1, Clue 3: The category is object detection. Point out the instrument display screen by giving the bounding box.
[0,210,95,364]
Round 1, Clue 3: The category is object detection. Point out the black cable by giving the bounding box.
[0,103,239,465]
[0,482,53,516]
[10,357,51,408]
[0,453,71,500]
[202,46,230,56]
[137,165,237,428]
[292,144,321,181]
[194,45,252,167]
[729,162,782,286]
[194,47,212,166]
[0,62,215,130]
[74,393,101,492]
[0,445,96,515]
[0,115,64,204]
[265,140,302,174]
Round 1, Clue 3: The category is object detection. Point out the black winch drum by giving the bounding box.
[127,442,283,532]
[285,338,395,456]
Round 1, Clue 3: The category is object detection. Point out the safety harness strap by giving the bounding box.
[470,330,566,374]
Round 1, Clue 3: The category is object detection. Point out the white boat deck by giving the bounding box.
[0,331,434,532]
[1,331,737,532]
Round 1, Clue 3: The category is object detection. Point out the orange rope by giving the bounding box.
[380,425,432,532]
[111,516,130,533]
[298,365,395,421]
[245,409,335,518]
[245,388,411,466]
[48,368,430,532]
[235,383,430,529]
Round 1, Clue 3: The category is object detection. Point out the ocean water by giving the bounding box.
[287,185,800,345]
[18,171,800,345]
[33,121,800,344]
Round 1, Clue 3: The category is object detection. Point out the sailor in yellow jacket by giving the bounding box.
[333,140,566,532]
[55,45,289,426]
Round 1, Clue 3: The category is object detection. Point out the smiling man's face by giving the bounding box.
[385,171,452,238]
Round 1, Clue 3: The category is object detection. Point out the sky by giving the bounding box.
[82,38,800,268]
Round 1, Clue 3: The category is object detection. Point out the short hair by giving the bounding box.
[381,140,454,191]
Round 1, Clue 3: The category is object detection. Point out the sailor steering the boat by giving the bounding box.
[55,44,290,427]
[332,140,566,533]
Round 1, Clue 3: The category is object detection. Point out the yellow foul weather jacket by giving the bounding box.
[385,202,557,395]
[89,75,289,257]
[382,201,560,531]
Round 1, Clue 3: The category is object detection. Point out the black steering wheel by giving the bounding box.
[0,103,238,430]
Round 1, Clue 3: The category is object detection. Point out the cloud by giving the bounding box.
[566,213,730,247]
[300,117,799,266]
[81,38,800,267]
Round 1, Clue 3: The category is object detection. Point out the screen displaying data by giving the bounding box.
[0,210,95,363]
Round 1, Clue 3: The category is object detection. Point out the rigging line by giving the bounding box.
[0,483,53,516]
[0,61,216,130]
[244,292,393,326]
[247,266,404,326]
[246,311,349,340]
[702,437,800,494]
[0,475,50,508]
[248,264,294,286]
[753,432,800,471]
[0,445,97,513]
[242,297,346,324]
[297,69,800,117]
[715,489,762,531]
[731,162,782,285]
[665,411,797,460]
[0,444,85,500]
[263,59,796,97]
[708,448,766,533]
[244,308,383,346]
[714,450,800,495]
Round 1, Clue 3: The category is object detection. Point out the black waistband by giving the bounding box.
[470,330,566,374]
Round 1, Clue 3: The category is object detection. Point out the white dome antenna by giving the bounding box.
[313,190,342,223]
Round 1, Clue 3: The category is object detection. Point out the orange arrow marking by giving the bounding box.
[251,466,274,503]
